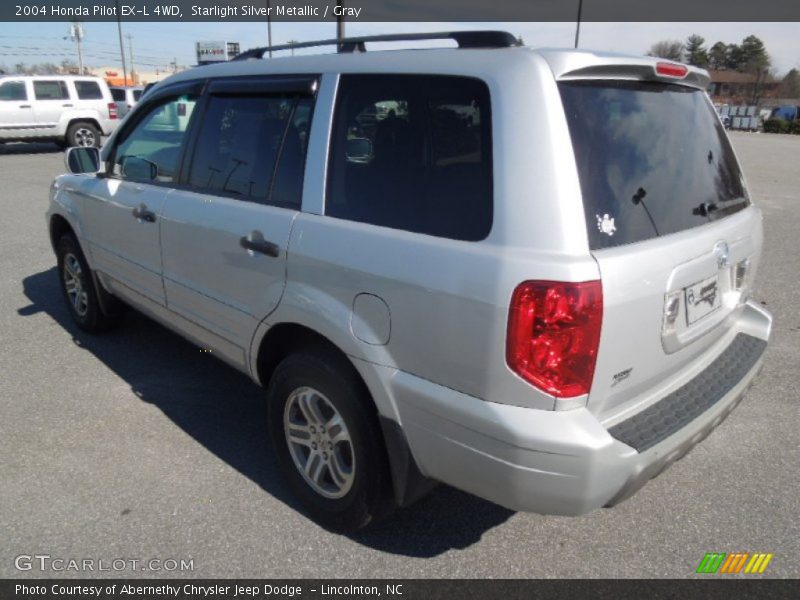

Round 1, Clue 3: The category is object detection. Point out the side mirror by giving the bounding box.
[121,155,158,181]
[64,146,100,174]
[346,137,373,162]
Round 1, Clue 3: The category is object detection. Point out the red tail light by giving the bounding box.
[655,62,688,78]
[108,102,118,119]
[506,280,603,398]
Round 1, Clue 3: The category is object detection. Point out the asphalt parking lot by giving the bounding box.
[1,132,798,579]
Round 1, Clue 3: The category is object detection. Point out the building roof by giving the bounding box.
[708,69,776,84]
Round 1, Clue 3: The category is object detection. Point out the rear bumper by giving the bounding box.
[393,300,771,515]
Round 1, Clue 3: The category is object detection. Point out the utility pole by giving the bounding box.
[68,22,84,74]
[125,34,135,84]
[574,0,583,49]
[336,0,345,49]
[266,0,273,57]
[114,0,128,85]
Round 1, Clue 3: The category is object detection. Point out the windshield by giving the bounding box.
[559,81,749,250]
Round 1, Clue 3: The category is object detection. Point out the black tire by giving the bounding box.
[56,233,122,333]
[66,122,101,148]
[267,349,394,532]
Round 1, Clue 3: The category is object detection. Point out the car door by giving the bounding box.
[80,83,201,304]
[159,76,316,353]
[0,79,34,137]
[31,79,71,136]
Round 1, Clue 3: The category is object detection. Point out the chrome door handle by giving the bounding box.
[19,104,31,109]
[240,235,279,257]
[62,103,74,107]
[132,204,156,223]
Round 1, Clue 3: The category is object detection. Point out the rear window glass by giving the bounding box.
[133,90,143,101]
[110,88,125,102]
[75,80,103,100]
[33,80,69,100]
[559,81,749,250]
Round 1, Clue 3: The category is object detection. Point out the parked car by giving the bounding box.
[0,75,118,147]
[48,31,771,531]
[109,85,144,118]
[769,105,800,121]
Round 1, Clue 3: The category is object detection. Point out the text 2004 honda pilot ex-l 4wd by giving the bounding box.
[48,32,772,531]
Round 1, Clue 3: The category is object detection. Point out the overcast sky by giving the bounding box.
[0,21,797,75]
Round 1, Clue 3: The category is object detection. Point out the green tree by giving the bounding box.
[780,68,800,98]
[739,35,771,72]
[685,34,709,67]
[726,44,745,70]
[647,40,684,61]
[708,42,728,70]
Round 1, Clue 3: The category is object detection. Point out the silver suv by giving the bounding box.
[47,32,772,531]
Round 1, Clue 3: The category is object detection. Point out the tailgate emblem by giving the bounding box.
[611,368,633,386]
[714,241,730,269]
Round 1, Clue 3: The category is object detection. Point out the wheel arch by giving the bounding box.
[255,321,433,508]
[65,118,103,142]
[49,213,77,253]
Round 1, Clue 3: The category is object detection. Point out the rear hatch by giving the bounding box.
[558,73,760,421]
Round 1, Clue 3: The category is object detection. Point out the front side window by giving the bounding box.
[112,94,198,182]
[326,74,493,241]
[0,81,27,101]
[75,81,103,100]
[187,94,310,208]
[33,80,69,100]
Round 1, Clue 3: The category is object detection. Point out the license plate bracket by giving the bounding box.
[685,274,721,325]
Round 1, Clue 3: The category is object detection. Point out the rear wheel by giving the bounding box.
[56,233,122,332]
[267,349,394,531]
[66,122,100,148]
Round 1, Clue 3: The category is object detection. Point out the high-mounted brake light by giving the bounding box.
[108,102,118,119]
[506,280,603,399]
[656,62,688,78]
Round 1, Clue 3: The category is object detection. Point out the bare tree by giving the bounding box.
[647,40,684,62]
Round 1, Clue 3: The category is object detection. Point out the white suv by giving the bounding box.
[48,32,772,531]
[0,75,118,147]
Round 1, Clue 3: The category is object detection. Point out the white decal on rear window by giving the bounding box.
[596,213,616,236]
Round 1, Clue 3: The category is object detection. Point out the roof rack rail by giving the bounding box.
[233,30,520,61]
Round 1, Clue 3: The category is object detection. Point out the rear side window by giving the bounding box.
[33,80,69,100]
[326,74,492,241]
[188,94,309,208]
[110,88,125,102]
[74,80,103,100]
[559,81,749,250]
[133,90,143,101]
[0,81,26,101]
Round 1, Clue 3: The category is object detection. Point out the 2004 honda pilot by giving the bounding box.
[48,32,772,531]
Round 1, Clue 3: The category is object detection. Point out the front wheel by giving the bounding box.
[267,350,394,531]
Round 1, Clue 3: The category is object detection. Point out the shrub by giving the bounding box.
[763,118,789,133]
[789,120,800,135]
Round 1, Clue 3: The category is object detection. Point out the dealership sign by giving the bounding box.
[196,41,229,63]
